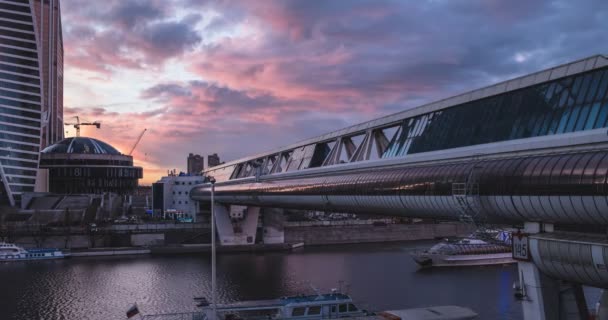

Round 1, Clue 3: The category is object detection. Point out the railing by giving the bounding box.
[142,312,205,320]
[284,218,395,227]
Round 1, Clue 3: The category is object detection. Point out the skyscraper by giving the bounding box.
[207,153,221,168]
[0,0,63,206]
[187,153,204,174]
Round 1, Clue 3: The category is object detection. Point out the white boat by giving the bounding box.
[141,290,478,320]
[411,238,515,267]
[0,243,67,261]
[411,231,515,268]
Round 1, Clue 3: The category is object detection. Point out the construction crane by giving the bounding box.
[64,116,100,137]
[129,128,147,156]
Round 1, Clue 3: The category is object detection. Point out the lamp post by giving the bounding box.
[209,176,217,320]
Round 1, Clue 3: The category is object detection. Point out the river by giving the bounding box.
[0,240,592,319]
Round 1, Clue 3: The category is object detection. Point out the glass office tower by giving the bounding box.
[0,0,63,206]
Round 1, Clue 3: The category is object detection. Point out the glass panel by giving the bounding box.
[585,71,603,104]
[308,306,321,315]
[564,106,581,133]
[595,71,608,102]
[574,104,591,132]
[594,102,608,129]
[292,308,305,316]
[559,89,569,107]
[531,114,545,136]
[556,109,571,133]
[538,112,553,136]
[576,74,593,105]
[586,102,601,130]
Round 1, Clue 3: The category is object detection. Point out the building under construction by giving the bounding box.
[39,137,143,194]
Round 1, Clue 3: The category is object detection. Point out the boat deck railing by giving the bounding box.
[142,312,206,320]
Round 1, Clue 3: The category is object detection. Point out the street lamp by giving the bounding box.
[208,176,217,320]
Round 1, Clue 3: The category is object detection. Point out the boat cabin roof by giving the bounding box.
[212,293,353,312]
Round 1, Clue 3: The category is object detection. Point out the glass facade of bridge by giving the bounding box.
[383,67,608,158]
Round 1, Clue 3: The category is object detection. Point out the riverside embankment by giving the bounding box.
[5,220,472,256]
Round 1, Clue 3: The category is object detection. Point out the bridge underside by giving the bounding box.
[192,149,608,226]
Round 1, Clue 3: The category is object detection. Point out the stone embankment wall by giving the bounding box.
[9,221,472,249]
[285,222,472,245]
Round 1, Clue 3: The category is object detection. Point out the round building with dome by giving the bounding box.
[39,137,143,194]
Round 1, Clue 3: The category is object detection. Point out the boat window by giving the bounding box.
[331,306,336,313]
[339,304,348,313]
[292,307,305,316]
[348,304,358,312]
[307,306,321,315]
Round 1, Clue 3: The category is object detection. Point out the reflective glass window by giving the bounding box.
[0,63,37,76]
[0,37,36,50]
[0,71,39,84]
[576,74,593,105]
[0,54,38,68]
[564,106,581,133]
[0,11,32,22]
[585,72,603,104]
[0,80,38,93]
[0,45,37,58]
[0,3,31,13]
[292,308,305,316]
[574,104,591,132]
[0,28,35,41]
[0,19,34,32]
[594,102,608,129]
[586,102,601,130]
[556,109,571,133]
[570,76,583,98]
[538,112,554,136]
[0,88,39,102]
[0,123,39,135]
[547,109,562,134]
[0,158,37,168]
[595,71,608,102]
[531,113,547,136]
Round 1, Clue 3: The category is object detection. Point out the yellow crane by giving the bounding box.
[64,116,100,137]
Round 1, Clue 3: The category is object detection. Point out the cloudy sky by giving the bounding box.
[61,0,608,184]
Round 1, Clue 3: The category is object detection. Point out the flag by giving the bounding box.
[126,304,139,318]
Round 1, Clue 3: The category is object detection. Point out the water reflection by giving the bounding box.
[0,241,525,320]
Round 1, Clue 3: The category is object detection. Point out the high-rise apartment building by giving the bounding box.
[207,153,221,168]
[0,0,63,206]
[32,0,64,147]
[187,153,204,174]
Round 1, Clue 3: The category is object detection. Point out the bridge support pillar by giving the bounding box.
[213,204,259,246]
[518,222,589,320]
[262,208,285,244]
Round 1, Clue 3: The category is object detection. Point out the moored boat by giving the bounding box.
[411,231,515,268]
[138,290,478,320]
[0,243,67,261]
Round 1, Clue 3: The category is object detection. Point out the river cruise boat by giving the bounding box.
[0,243,67,261]
[411,235,515,268]
[138,290,477,320]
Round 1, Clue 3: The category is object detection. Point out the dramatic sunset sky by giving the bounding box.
[61,0,608,184]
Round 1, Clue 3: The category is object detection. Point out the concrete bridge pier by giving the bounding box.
[518,222,590,320]
[213,204,260,246]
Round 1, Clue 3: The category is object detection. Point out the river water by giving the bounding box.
[0,241,595,319]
